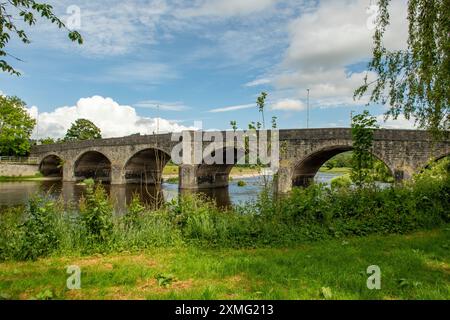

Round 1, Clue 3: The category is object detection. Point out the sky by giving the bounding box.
[0,0,415,139]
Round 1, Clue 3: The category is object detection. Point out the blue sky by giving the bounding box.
[0,0,414,138]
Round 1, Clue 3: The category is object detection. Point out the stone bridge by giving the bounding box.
[30,129,450,193]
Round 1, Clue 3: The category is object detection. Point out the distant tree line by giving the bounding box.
[0,95,102,156]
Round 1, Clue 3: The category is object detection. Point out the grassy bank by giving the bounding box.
[0,159,448,300]
[0,174,46,182]
[163,165,269,177]
[318,167,351,174]
[0,227,448,300]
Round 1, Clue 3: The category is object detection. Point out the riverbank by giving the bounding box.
[0,227,448,300]
[0,174,51,182]
[0,166,350,183]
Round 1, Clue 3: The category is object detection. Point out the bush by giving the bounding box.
[331,174,352,190]
[0,158,448,260]
[237,180,247,187]
[79,179,113,246]
[0,207,26,261]
[19,197,62,260]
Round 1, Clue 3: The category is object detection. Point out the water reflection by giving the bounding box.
[0,173,344,212]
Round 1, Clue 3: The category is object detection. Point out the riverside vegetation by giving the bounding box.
[0,158,449,299]
[0,158,448,257]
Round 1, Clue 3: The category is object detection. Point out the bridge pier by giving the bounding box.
[62,161,76,183]
[111,164,126,185]
[179,165,197,189]
[274,165,293,193]
[179,164,232,190]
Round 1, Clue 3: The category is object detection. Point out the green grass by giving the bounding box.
[0,173,44,182]
[164,165,350,177]
[164,177,179,184]
[1,226,448,300]
[163,165,179,176]
[319,167,352,174]
[162,165,264,177]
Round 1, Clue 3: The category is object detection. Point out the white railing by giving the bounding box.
[0,156,39,165]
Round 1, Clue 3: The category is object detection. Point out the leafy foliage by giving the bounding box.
[39,137,56,145]
[331,174,352,190]
[0,0,83,75]
[230,121,238,132]
[324,152,353,169]
[155,273,175,287]
[354,0,449,136]
[19,196,61,260]
[0,95,36,156]
[351,111,379,187]
[256,92,268,129]
[79,179,113,245]
[0,158,448,261]
[64,119,102,141]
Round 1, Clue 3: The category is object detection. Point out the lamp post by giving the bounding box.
[156,104,160,135]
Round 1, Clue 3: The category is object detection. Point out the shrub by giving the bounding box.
[79,179,113,246]
[0,207,26,261]
[331,174,352,190]
[19,197,62,260]
[237,180,247,187]
[0,157,448,259]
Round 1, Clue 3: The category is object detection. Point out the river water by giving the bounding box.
[0,172,342,211]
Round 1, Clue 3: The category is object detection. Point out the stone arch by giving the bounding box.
[292,145,394,187]
[39,154,63,178]
[124,148,171,184]
[420,152,450,172]
[433,152,450,163]
[74,150,112,182]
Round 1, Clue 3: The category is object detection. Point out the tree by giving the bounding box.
[351,110,379,187]
[39,137,55,145]
[257,92,268,129]
[271,116,278,129]
[0,0,83,76]
[64,119,102,142]
[0,95,36,156]
[230,120,238,132]
[355,0,449,137]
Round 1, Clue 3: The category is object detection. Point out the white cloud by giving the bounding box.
[100,62,179,84]
[209,103,255,113]
[176,0,276,18]
[244,78,271,87]
[271,0,408,106]
[28,96,195,139]
[49,0,169,56]
[134,100,189,111]
[271,99,305,111]
[377,114,417,130]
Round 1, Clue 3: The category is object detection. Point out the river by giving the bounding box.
[0,172,343,211]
